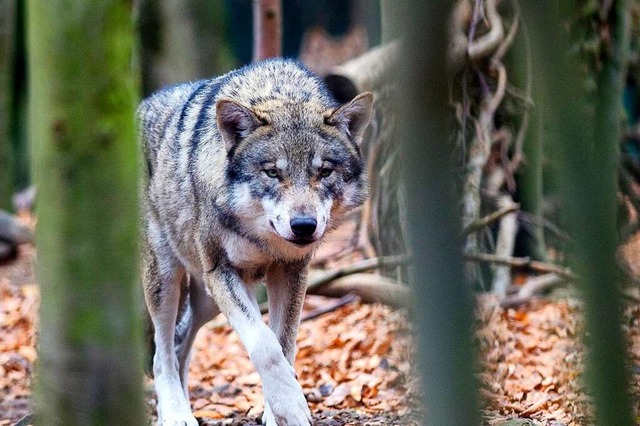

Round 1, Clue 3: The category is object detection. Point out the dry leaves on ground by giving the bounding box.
[5,247,640,425]
[183,297,416,424]
[0,249,420,425]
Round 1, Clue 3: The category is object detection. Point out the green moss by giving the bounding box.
[29,1,145,424]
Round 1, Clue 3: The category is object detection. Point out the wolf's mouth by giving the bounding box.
[288,238,315,247]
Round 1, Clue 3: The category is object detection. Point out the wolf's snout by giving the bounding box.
[290,216,317,239]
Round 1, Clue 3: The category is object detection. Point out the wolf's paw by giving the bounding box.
[261,404,276,425]
[159,414,199,426]
[262,393,311,426]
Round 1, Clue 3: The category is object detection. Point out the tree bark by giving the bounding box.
[28,1,145,424]
[0,0,17,211]
[397,1,479,424]
[252,0,282,62]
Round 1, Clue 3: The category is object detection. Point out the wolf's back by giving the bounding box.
[137,81,204,179]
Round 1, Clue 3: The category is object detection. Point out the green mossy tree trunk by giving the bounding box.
[397,1,479,424]
[524,2,634,424]
[0,0,17,211]
[28,1,145,424]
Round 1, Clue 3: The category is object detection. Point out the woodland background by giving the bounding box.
[2,0,640,425]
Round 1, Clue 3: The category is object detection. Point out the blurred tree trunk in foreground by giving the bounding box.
[28,1,145,424]
[524,2,634,425]
[0,0,17,211]
[397,1,479,424]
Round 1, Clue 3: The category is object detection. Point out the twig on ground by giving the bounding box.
[519,395,552,416]
[500,273,568,308]
[300,294,360,322]
[464,253,576,280]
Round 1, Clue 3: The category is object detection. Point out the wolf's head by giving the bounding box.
[216,92,373,258]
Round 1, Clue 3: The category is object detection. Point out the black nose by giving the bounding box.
[290,216,317,239]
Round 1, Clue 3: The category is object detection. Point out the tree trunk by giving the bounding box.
[397,1,479,424]
[252,0,282,62]
[524,2,634,424]
[512,19,546,261]
[28,1,145,424]
[137,0,200,95]
[0,0,17,211]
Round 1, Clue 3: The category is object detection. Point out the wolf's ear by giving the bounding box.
[216,99,262,152]
[325,92,373,143]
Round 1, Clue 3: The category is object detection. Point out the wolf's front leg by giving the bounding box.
[143,232,198,426]
[204,266,311,426]
[262,262,309,424]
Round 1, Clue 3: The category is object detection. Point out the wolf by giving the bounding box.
[137,58,373,426]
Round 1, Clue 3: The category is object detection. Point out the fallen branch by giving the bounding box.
[307,255,410,291]
[519,395,552,416]
[325,41,400,93]
[500,273,568,308]
[307,273,410,308]
[300,293,359,322]
[462,202,519,235]
[464,253,576,280]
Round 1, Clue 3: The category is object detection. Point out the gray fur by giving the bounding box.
[138,58,372,426]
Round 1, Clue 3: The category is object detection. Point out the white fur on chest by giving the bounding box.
[222,232,270,269]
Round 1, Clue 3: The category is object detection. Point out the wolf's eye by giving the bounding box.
[264,168,279,178]
[319,167,334,178]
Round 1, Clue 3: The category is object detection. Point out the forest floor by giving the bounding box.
[2,224,640,425]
